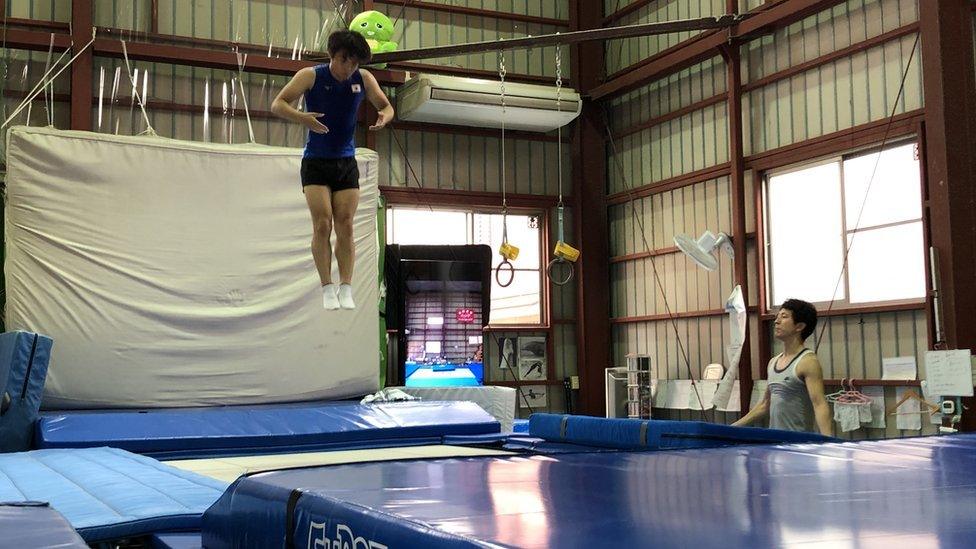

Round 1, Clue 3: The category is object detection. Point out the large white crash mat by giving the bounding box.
[5,126,380,408]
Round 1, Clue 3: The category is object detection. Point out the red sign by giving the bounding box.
[456,308,475,324]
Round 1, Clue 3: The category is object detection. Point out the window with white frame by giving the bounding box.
[765,141,926,308]
[387,206,543,325]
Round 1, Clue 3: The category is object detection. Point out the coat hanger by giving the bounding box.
[826,378,847,403]
[836,379,873,405]
[827,379,873,404]
[886,388,940,416]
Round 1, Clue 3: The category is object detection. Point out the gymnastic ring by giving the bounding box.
[547,258,574,286]
[495,259,515,288]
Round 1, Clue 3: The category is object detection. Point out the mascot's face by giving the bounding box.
[350,11,394,42]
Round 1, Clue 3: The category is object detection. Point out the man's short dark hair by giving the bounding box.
[781,298,818,341]
[328,30,372,63]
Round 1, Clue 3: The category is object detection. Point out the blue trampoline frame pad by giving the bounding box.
[203,433,976,548]
[529,413,835,448]
[0,447,228,542]
[36,400,500,458]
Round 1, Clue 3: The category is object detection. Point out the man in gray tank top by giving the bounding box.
[732,299,833,436]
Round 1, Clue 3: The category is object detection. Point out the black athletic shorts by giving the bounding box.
[300,157,360,192]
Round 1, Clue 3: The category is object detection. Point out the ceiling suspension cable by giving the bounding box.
[547,44,579,287]
[495,50,518,288]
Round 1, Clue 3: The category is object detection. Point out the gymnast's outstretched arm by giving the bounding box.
[271,68,328,134]
[360,69,394,131]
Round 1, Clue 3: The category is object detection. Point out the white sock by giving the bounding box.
[322,283,340,310]
[338,283,356,310]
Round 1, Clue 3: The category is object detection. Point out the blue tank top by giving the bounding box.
[303,64,365,159]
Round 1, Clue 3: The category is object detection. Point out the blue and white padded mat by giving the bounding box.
[0,447,228,542]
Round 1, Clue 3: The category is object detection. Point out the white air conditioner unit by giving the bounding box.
[396,74,582,133]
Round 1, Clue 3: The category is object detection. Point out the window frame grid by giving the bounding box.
[763,139,926,311]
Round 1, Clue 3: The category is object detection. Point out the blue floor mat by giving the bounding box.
[37,400,499,458]
[0,447,228,542]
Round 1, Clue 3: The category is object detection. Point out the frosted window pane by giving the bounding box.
[843,142,921,228]
[473,213,541,269]
[390,208,467,245]
[767,162,845,306]
[491,271,541,325]
[848,222,926,303]
[388,207,543,325]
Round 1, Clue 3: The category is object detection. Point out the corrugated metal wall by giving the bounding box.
[99,0,353,44]
[741,0,921,155]
[459,0,563,18]
[607,173,759,425]
[84,1,570,77]
[608,178,737,321]
[0,49,72,155]
[811,310,932,438]
[607,57,728,194]
[604,0,933,436]
[395,6,565,76]
[739,0,767,12]
[604,0,726,76]
[3,0,576,414]
[376,129,568,195]
[89,57,306,145]
[5,0,69,21]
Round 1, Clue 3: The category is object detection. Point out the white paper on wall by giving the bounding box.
[895,387,922,431]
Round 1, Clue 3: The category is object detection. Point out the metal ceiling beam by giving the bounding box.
[1,26,405,86]
[371,15,745,65]
[91,38,406,85]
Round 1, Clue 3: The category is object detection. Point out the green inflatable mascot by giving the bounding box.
[349,10,397,68]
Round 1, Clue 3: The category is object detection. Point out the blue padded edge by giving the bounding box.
[146,435,451,461]
[36,401,500,458]
[502,436,623,454]
[0,501,87,548]
[0,447,228,542]
[441,433,626,454]
[204,434,976,549]
[512,418,529,433]
[291,492,494,549]
[151,532,203,549]
[441,433,510,446]
[203,475,489,549]
[529,414,836,450]
[0,331,53,452]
